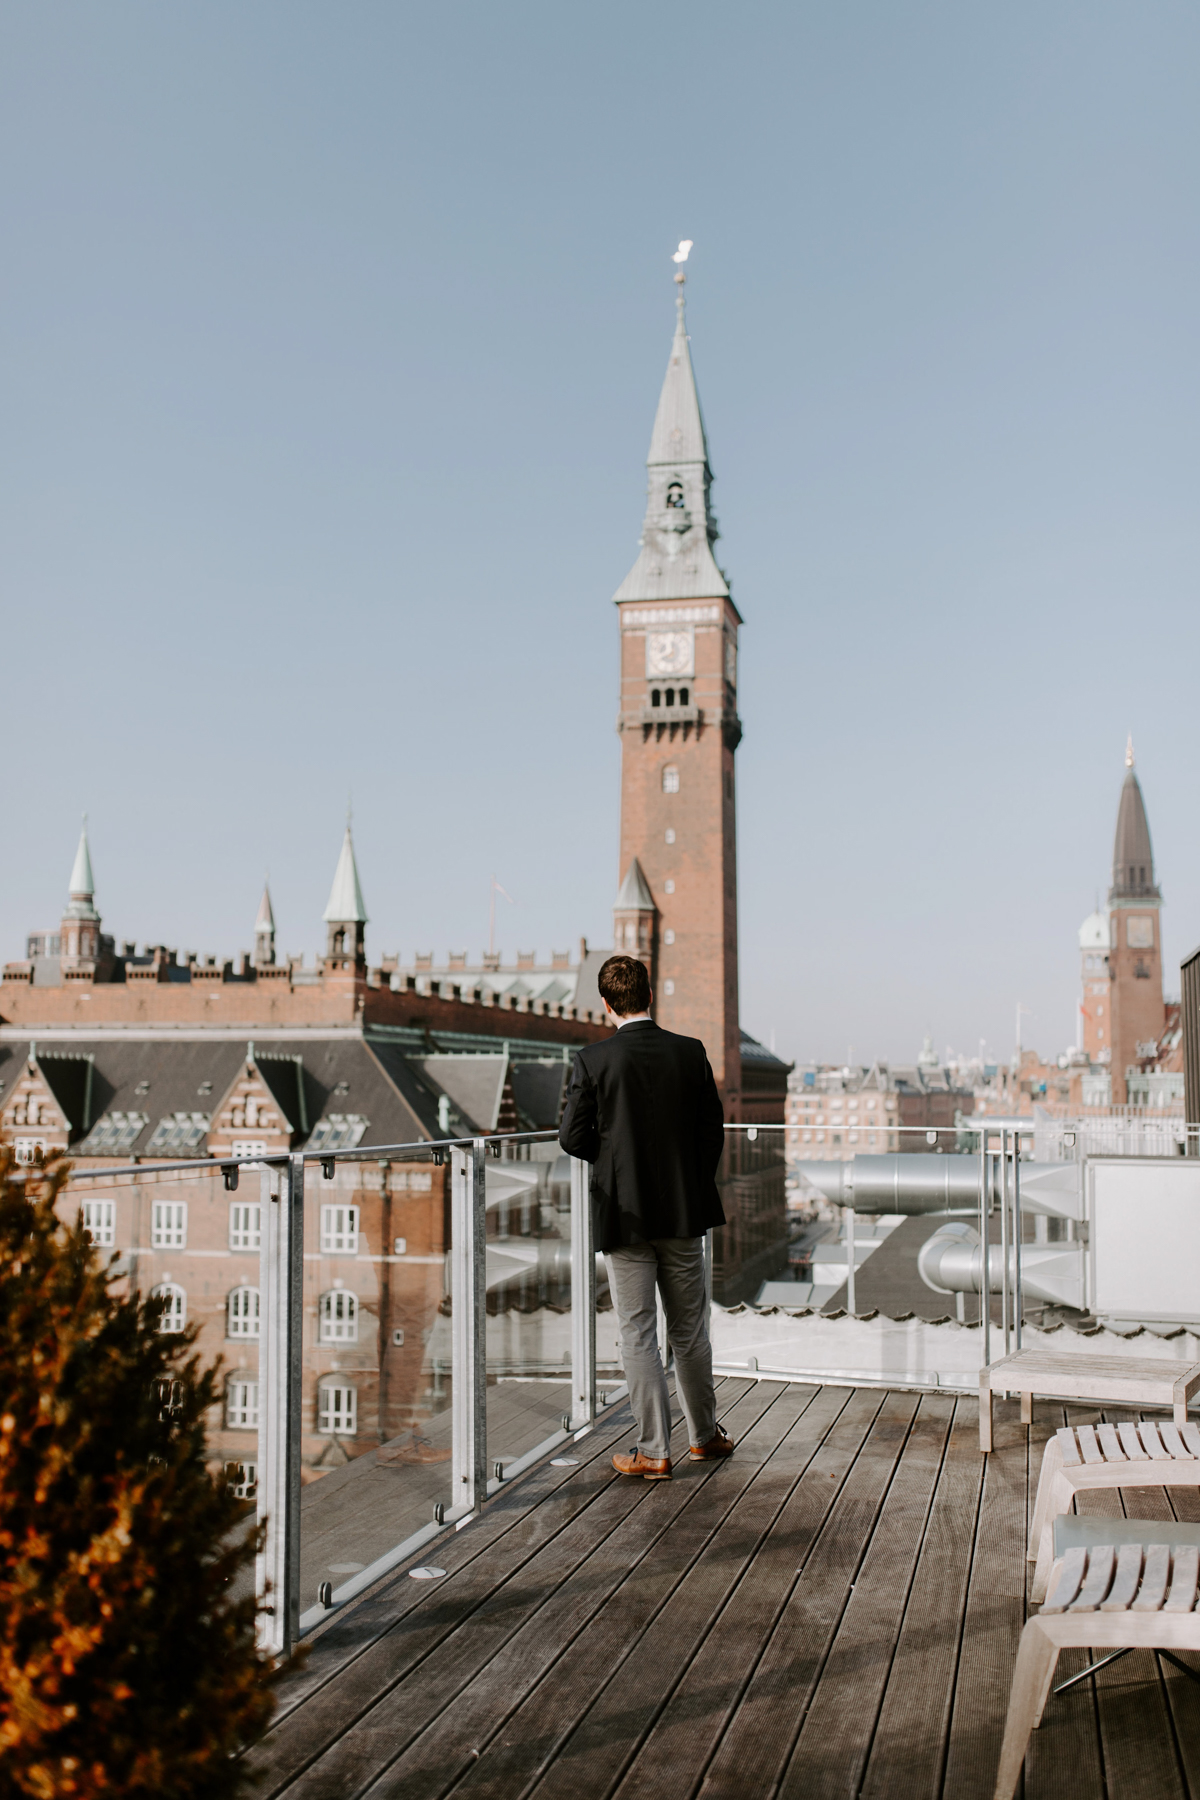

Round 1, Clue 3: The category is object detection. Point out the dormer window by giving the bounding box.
[666,481,685,509]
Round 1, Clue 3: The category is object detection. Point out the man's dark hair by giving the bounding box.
[598,955,652,1018]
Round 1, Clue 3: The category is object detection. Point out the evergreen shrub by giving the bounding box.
[0,1152,279,1796]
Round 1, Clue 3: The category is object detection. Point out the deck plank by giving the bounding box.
[277,1382,786,1800]
[777,1392,957,1799]
[941,1399,1027,1800]
[601,1384,857,1800]
[366,1383,816,1800]
[858,1400,984,1800]
[694,1389,918,1800]
[440,1383,862,1800]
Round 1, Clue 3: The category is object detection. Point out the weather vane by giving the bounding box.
[672,238,693,288]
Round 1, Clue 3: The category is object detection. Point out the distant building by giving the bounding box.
[1077,739,1169,1105]
[785,1042,974,1177]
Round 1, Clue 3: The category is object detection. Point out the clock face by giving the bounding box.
[646,629,694,679]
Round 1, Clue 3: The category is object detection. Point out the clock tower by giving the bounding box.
[612,273,743,1112]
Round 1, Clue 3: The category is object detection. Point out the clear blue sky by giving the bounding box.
[3,3,1199,1068]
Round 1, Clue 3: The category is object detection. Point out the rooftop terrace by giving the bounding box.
[251,1377,1200,1800]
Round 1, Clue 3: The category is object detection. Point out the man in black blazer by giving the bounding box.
[559,954,734,1478]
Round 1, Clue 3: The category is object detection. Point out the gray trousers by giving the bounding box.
[605,1236,716,1461]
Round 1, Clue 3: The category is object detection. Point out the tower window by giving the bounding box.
[679,687,688,706]
[651,688,661,707]
[665,688,675,706]
[662,766,679,794]
[666,481,685,509]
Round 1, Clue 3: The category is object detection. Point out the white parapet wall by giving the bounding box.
[710,1305,1200,1393]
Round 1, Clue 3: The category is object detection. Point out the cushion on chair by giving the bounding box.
[1053,1515,1200,1557]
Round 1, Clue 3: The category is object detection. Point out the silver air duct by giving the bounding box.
[917,1221,1085,1310]
[797,1155,1082,1220]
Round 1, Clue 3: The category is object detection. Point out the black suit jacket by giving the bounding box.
[558,1019,727,1252]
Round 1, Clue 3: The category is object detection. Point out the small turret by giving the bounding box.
[60,818,102,973]
[254,881,276,968]
[613,858,657,978]
[322,824,368,975]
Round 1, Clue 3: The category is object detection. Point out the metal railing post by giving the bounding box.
[569,1156,596,1428]
[979,1130,991,1368]
[1013,1136,1023,1352]
[257,1155,304,1657]
[999,1128,1012,1357]
[451,1141,487,1515]
[845,1207,856,1315]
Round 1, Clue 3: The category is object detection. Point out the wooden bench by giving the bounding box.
[1028,1419,1200,1601]
[979,1347,1200,1452]
[995,1531,1200,1799]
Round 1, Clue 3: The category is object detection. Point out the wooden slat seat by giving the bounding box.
[1028,1418,1200,1603]
[979,1347,1200,1453]
[995,1539,1200,1798]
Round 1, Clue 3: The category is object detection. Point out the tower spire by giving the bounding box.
[613,248,730,605]
[1126,733,1135,769]
[254,878,276,968]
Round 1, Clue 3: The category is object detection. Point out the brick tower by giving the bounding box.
[1106,738,1165,1103]
[612,271,743,1112]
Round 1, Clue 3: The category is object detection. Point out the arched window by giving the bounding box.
[662,765,680,794]
[226,1377,259,1430]
[651,688,661,707]
[319,1289,359,1343]
[318,1382,357,1435]
[665,687,675,706]
[679,686,689,706]
[666,481,685,509]
[227,1286,260,1339]
[152,1283,186,1333]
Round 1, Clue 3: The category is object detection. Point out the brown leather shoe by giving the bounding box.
[689,1426,735,1461]
[612,1447,672,1480]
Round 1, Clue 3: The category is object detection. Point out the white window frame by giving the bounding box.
[320,1204,359,1255]
[229,1201,261,1251]
[227,1286,261,1339]
[152,1282,186,1333]
[230,1138,268,1165]
[319,1289,359,1343]
[152,1200,187,1249]
[226,1459,257,1499]
[14,1137,47,1165]
[82,1198,115,1247]
[225,1378,259,1430]
[317,1382,357,1435]
[662,765,680,794]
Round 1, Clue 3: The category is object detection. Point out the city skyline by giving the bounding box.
[5,6,1200,1065]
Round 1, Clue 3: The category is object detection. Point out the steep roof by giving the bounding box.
[323,826,368,923]
[1109,748,1160,902]
[612,287,731,606]
[614,858,655,911]
[255,883,275,932]
[64,822,100,922]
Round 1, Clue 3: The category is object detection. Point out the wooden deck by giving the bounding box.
[251,1376,1200,1800]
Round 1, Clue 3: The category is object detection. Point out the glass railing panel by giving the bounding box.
[484,1140,574,1477]
[299,1149,454,1618]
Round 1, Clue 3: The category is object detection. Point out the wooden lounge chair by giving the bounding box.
[979,1347,1200,1453]
[995,1519,1200,1800]
[1028,1418,1200,1602]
